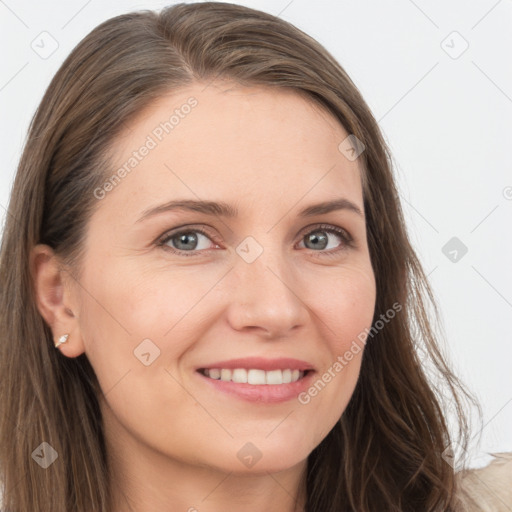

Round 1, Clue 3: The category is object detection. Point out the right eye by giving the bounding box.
[157,226,221,257]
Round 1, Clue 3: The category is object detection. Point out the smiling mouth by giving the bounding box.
[198,368,311,385]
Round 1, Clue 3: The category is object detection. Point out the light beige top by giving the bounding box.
[455,452,512,511]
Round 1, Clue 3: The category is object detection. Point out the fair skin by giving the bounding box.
[32,81,376,512]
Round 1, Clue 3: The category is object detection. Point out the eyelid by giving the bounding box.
[297,223,353,244]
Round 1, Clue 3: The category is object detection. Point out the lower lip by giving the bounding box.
[195,370,316,403]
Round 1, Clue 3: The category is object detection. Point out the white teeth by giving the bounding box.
[208,368,220,379]
[220,369,232,381]
[248,369,266,385]
[265,370,283,385]
[231,368,247,383]
[202,368,306,385]
[282,369,292,384]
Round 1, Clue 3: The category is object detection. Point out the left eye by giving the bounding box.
[297,227,350,252]
[158,224,352,257]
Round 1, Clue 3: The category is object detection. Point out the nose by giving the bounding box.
[226,251,308,339]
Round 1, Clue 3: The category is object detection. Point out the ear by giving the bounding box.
[30,244,85,358]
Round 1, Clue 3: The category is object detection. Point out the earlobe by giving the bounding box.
[30,244,85,357]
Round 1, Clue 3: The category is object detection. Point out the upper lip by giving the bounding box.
[197,357,315,372]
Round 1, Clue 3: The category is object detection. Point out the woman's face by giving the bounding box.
[70,81,376,475]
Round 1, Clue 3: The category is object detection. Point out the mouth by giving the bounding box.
[194,357,316,403]
[197,367,312,385]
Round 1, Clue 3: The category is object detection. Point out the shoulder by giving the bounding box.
[454,452,512,511]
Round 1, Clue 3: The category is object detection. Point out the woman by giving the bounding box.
[0,2,506,511]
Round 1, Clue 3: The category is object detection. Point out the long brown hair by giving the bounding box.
[0,2,482,510]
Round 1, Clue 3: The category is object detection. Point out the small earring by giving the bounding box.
[55,334,69,349]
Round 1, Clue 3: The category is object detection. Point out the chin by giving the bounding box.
[200,436,312,475]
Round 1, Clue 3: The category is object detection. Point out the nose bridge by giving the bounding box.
[226,233,307,336]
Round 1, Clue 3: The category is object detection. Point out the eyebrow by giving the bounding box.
[136,197,363,223]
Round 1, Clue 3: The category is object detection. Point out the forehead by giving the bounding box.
[101,81,364,218]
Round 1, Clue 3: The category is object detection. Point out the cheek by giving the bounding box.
[76,259,226,389]
[318,263,376,347]
[78,256,205,340]
[297,264,375,428]
[76,265,201,436]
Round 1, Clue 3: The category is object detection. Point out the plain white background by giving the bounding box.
[0,0,511,469]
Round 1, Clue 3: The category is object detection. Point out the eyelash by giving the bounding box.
[156,223,354,258]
